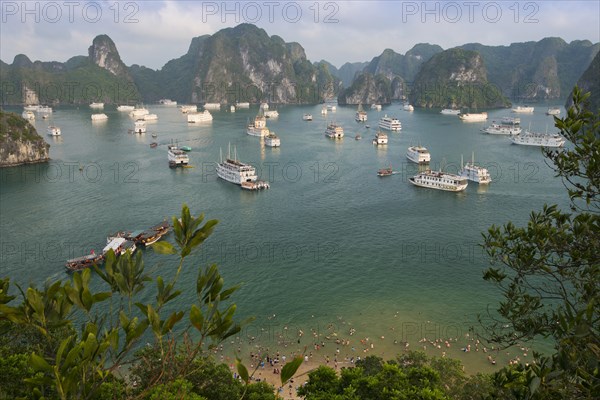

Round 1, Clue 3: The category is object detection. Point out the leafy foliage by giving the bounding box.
[0,204,304,399]
[298,352,498,400]
[481,87,600,398]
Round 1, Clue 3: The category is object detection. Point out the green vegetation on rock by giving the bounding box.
[409,48,511,109]
[0,111,49,167]
[130,24,337,104]
[460,38,599,100]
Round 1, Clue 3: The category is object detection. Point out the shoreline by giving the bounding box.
[207,314,538,399]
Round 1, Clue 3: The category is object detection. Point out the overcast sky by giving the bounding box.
[1,1,598,69]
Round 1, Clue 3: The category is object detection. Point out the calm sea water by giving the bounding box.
[0,102,568,372]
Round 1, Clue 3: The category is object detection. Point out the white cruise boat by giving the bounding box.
[260,102,269,110]
[129,106,149,118]
[230,105,236,112]
[264,110,279,118]
[168,144,189,167]
[441,108,461,115]
[403,103,414,111]
[117,105,135,112]
[372,131,388,145]
[47,126,61,136]
[482,123,520,135]
[546,107,561,116]
[143,114,158,121]
[406,146,431,164]
[217,145,258,185]
[179,105,197,114]
[459,112,488,122]
[459,153,491,184]
[236,102,250,108]
[326,104,337,111]
[355,104,367,122]
[188,110,213,123]
[321,106,327,115]
[325,123,344,139]
[22,110,35,120]
[36,105,53,113]
[90,102,104,109]
[91,113,108,121]
[371,104,382,111]
[159,99,177,106]
[303,114,313,121]
[512,105,534,113]
[264,133,281,147]
[203,103,221,110]
[510,130,565,147]
[23,104,39,111]
[481,117,521,135]
[133,119,146,134]
[378,115,401,131]
[247,113,269,137]
[409,170,468,192]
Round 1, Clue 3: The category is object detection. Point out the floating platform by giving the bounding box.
[241,181,270,190]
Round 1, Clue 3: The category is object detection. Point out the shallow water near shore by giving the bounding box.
[1,102,565,373]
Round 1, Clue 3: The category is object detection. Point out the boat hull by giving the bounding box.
[409,178,468,191]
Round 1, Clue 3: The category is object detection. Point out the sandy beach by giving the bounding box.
[209,312,536,399]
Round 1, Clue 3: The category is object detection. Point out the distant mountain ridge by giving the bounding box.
[0,34,140,105]
[458,37,599,100]
[0,25,597,107]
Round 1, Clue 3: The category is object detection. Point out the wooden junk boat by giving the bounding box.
[65,221,170,272]
[65,237,135,272]
[110,220,171,247]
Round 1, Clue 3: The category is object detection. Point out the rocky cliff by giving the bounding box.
[0,111,49,167]
[409,48,510,109]
[337,73,392,105]
[336,61,369,87]
[460,38,599,100]
[130,24,338,104]
[566,51,600,111]
[336,44,443,104]
[88,34,131,79]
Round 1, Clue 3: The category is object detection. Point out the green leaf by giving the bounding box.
[119,311,130,328]
[190,304,204,331]
[280,356,303,386]
[151,241,177,255]
[92,292,112,303]
[127,319,149,343]
[147,305,161,334]
[162,311,184,334]
[81,288,93,312]
[83,333,98,360]
[236,357,249,384]
[30,353,53,373]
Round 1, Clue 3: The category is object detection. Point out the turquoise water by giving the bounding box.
[0,103,567,372]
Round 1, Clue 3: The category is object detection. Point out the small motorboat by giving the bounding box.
[355,134,362,140]
[377,167,393,177]
[152,133,158,138]
[180,146,192,152]
[150,142,158,148]
[365,125,370,129]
